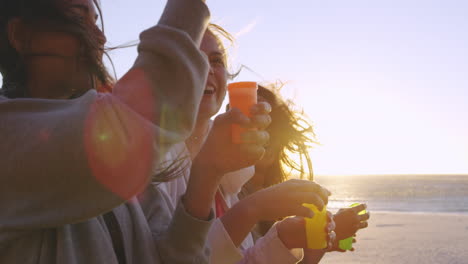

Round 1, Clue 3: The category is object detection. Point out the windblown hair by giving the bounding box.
[247,84,318,237]
[151,150,191,183]
[206,23,239,79]
[258,84,318,187]
[0,0,113,98]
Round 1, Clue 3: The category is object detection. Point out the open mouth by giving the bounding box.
[204,85,216,95]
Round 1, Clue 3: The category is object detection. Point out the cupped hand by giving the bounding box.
[277,211,336,250]
[194,102,271,177]
[246,179,331,222]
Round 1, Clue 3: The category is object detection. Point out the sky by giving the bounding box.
[2,0,468,175]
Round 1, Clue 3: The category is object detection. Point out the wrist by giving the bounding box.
[220,197,260,247]
[184,157,221,219]
[193,148,226,178]
[277,220,293,249]
[192,153,223,181]
[223,196,261,229]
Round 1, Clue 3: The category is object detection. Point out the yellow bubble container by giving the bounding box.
[303,204,328,249]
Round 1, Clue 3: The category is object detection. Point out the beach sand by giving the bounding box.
[321,212,468,264]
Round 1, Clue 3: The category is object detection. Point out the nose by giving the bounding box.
[209,65,215,75]
[92,25,107,47]
[97,29,107,46]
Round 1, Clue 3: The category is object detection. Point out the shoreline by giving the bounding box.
[330,210,468,216]
[321,211,468,264]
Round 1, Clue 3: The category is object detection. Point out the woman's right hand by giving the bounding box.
[277,212,336,250]
[220,179,331,247]
[194,103,271,178]
[186,103,271,220]
[245,179,331,221]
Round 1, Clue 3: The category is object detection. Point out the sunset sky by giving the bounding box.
[3,0,467,175]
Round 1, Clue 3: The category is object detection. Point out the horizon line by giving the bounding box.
[314,173,468,177]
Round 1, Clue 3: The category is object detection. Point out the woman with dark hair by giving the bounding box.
[0,0,226,263]
[0,0,113,98]
[239,83,318,238]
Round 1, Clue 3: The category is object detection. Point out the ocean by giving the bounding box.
[313,174,468,214]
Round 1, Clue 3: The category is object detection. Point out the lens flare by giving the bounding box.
[84,69,158,200]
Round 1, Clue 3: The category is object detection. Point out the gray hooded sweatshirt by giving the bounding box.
[0,0,212,263]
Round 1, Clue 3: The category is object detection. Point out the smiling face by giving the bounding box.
[198,32,229,120]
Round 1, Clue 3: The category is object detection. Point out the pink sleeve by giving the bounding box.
[238,224,304,264]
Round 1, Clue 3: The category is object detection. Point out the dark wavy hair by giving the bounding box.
[247,84,318,237]
[258,83,318,187]
[0,0,113,98]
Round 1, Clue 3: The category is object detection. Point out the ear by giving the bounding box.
[7,18,28,53]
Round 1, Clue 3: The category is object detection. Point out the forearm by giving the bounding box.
[302,250,326,264]
[221,196,259,247]
[237,224,303,264]
[184,156,221,220]
[114,0,210,143]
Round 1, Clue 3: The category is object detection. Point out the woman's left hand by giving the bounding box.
[326,204,370,252]
[333,204,370,240]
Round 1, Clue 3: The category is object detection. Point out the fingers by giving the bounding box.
[250,101,272,115]
[248,102,272,130]
[239,143,265,162]
[357,221,368,229]
[327,220,336,233]
[350,238,357,251]
[250,114,271,130]
[359,212,370,222]
[286,179,331,200]
[219,108,250,126]
[225,103,273,130]
[238,130,269,162]
[241,130,270,145]
[327,231,336,250]
[291,205,315,218]
[351,204,367,214]
[229,102,272,130]
[229,104,271,138]
[326,211,336,249]
[299,193,325,211]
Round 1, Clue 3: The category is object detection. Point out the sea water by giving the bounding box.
[314,174,468,214]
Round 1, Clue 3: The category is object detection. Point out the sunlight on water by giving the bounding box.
[314,175,468,213]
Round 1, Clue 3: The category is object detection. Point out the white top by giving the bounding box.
[157,143,304,264]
